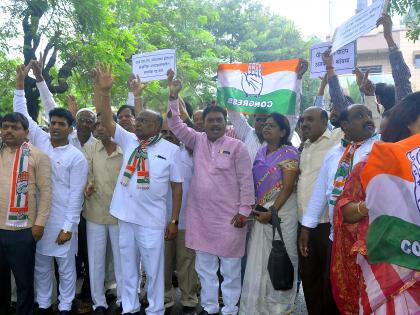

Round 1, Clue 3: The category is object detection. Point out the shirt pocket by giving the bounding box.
[149,155,170,182]
[215,154,232,170]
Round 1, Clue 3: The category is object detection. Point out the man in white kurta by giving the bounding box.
[93,63,183,315]
[13,85,88,313]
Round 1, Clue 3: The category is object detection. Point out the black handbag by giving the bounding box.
[267,206,294,290]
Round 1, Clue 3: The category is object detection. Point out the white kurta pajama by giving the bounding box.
[13,90,88,311]
[110,125,183,315]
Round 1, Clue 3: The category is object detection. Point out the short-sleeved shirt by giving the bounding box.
[110,125,183,228]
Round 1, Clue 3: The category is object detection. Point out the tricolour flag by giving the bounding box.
[217,59,301,116]
[361,134,420,271]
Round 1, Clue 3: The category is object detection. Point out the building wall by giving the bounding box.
[356,29,420,91]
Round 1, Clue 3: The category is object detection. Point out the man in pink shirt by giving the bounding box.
[166,72,255,315]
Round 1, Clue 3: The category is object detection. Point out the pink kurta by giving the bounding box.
[167,100,255,258]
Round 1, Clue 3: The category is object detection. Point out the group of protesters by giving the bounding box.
[0,13,419,315]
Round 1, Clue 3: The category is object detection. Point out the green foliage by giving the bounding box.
[390,0,420,41]
[0,52,22,115]
[0,0,322,117]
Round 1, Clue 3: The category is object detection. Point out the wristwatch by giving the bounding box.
[170,219,179,225]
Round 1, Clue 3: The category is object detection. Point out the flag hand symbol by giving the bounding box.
[241,63,263,97]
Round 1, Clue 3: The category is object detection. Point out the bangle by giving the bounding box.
[357,201,367,216]
[134,96,141,100]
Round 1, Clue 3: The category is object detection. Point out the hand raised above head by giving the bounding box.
[16,63,32,81]
[167,68,175,83]
[31,52,44,81]
[128,74,146,96]
[297,59,309,79]
[96,62,114,92]
[322,48,333,69]
[167,69,182,98]
[376,14,393,40]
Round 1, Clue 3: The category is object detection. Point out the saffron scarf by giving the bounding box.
[5,142,30,227]
[121,135,161,189]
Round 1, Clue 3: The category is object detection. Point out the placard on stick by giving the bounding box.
[132,49,176,82]
[331,0,389,53]
[310,41,356,79]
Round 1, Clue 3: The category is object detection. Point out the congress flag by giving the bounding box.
[361,134,420,270]
[217,59,301,116]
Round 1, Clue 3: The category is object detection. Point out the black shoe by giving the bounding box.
[38,307,53,315]
[182,306,197,315]
[59,311,71,315]
[93,306,107,314]
[199,310,218,315]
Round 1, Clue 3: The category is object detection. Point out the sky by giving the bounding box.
[263,0,368,40]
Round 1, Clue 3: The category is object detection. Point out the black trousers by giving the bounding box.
[0,228,35,315]
[298,223,339,315]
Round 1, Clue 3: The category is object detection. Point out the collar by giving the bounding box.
[208,135,226,145]
[97,140,123,155]
[304,128,332,148]
[341,133,378,148]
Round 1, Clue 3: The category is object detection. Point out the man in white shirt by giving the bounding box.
[299,104,380,315]
[93,63,183,315]
[13,64,88,315]
[30,58,96,309]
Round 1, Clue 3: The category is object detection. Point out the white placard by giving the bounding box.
[132,49,176,82]
[331,0,389,53]
[310,41,357,79]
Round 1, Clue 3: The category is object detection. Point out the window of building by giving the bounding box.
[415,55,420,69]
[358,65,382,74]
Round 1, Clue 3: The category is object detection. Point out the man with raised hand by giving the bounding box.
[166,70,254,315]
[13,64,88,315]
[92,63,183,315]
[0,110,52,315]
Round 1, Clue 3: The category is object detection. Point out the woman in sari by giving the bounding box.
[239,113,299,315]
[331,91,420,314]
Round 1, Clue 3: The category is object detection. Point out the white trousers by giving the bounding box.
[195,251,241,315]
[35,252,76,311]
[118,220,165,315]
[86,221,122,310]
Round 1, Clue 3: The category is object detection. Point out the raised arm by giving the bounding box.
[166,70,199,149]
[227,110,252,142]
[377,14,412,102]
[14,64,50,147]
[93,63,116,137]
[323,49,353,111]
[30,55,59,118]
[127,74,146,115]
[313,74,328,107]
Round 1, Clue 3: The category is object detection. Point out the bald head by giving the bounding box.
[300,106,328,142]
[135,109,163,140]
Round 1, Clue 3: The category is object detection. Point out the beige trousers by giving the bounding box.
[164,230,199,308]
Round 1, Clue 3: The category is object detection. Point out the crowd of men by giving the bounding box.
[0,13,419,315]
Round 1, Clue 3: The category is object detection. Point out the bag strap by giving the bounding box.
[271,206,285,243]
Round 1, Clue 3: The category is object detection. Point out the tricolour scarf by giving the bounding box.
[121,135,161,189]
[328,138,363,209]
[5,142,30,227]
